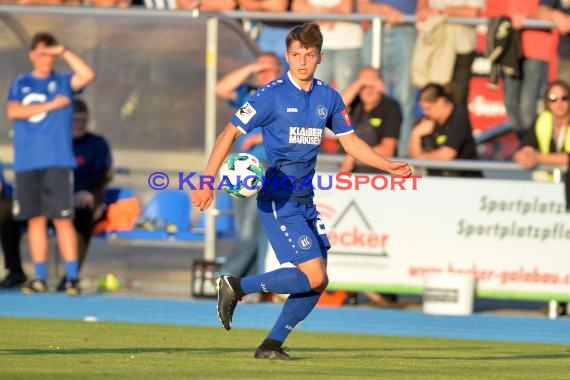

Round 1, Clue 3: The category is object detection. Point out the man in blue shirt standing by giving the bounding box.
[5,32,95,294]
[192,23,411,360]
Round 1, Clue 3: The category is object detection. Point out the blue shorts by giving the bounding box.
[258,200,330,266]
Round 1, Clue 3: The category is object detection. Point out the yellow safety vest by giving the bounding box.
[535,111,570,154]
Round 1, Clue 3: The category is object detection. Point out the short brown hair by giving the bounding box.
[73,98,89,115]
[30,32,58,50]
[418,83,453,104]
[286,23,323,52]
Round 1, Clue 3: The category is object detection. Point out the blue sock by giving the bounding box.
[267,291,321,343]
[65,261,79,280]
[34,262,47,281]
[240,268,312,295]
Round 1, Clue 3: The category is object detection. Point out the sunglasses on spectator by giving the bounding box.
[547,94,569,103]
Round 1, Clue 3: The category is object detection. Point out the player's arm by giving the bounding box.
[338,132,411,176]
[6,97,70,121]
[191,123,243,211]
[40,45,95,91]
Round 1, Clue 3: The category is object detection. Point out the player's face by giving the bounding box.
[29,42,57,75]
[546,84,570,119]
[72,111,88,138]
[285,41,322,83]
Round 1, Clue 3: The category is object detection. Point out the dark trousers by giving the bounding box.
[0,197,95,275]
[450,52,476,107]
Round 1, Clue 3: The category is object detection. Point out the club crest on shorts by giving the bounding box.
[298,235,312,250]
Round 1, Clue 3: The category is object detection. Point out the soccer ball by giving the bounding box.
[219,153,264,198]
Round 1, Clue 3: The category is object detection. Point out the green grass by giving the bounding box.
[1,317,569,379]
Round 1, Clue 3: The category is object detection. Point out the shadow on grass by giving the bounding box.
[0,347,253,356]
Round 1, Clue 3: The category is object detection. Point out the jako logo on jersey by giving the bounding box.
[341,109,351,126]
[289,127,323,145]
[317,105,328,119]
[287,107,298,113]
[298,235,312,250]
[236,102,256,124]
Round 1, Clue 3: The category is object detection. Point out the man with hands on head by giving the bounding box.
[5,32,95,294]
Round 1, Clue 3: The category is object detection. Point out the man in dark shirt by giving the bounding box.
[408,83,481,177]
[340,66,402,172]
[0,98,112,289]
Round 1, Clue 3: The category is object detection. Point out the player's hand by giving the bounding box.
[191,188,214,211]
[50,95,71,110]
[387,161,412,178]
[74,190,95,209]
[37,45,66,56]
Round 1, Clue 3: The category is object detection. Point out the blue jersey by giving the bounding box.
[6,71,77,172]
[231,72,354,202]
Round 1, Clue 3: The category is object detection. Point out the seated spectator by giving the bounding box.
[0,98,113,290]
[339,66,401,172]
[513,80,570,169]
[408,83,481,177]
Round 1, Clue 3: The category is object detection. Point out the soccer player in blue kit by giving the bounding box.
[6,32,95,293]
[191,23,412,360]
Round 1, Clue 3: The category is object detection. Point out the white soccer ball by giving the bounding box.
[219,153,264,198]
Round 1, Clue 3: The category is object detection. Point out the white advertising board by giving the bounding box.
[265,173,570,301]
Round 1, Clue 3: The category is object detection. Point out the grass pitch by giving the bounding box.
[1,317,569,379]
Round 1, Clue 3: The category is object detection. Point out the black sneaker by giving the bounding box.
[216,275,242,330]
[254,346,291,360]
[64,279,81,296]
[21,278,48,294]
[56,276,67,292]
[0,272,27,288]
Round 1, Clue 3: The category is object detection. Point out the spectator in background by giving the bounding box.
[5,32,95,294]
[358,0,417,156]
[0,164,26,288]
[0,98,112,290]
[513,80,570,169]
[339,66,401,172]
[238,0,295,69]
[488,0,550,142]
[408,83,482,177]
[416,0,485,107]
[214,53,282,282]
[291,0,362,91]
[177,0,237,10]
[537,0,570,82]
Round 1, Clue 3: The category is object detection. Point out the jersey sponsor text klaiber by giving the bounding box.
[231,72,354,202]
